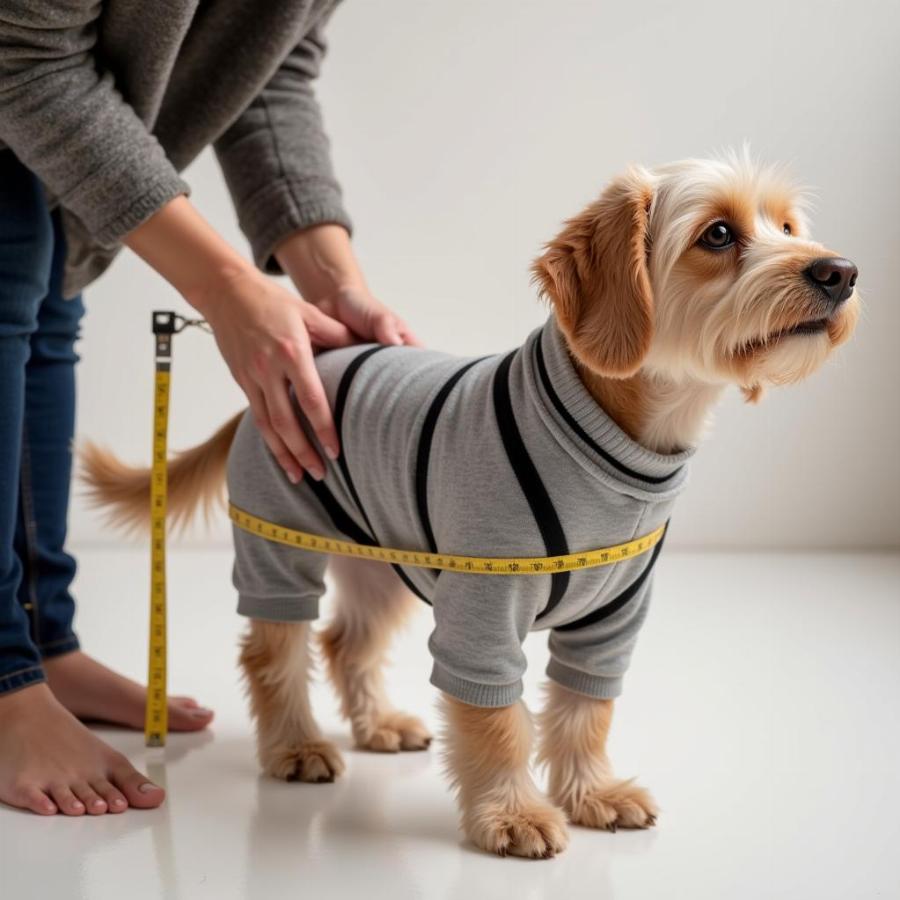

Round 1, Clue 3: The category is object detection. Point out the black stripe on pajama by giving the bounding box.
[533,333,681,486]
[329,343,430,604]
[415,358,484,556]
[553,525,668,632]
[492,349,570,619]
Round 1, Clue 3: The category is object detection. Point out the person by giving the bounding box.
[0,0,416,817]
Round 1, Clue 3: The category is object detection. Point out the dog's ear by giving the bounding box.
[532,169,655,378]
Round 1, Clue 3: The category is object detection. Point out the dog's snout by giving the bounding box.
[804,257,858,306]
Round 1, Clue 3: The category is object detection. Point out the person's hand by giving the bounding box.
[197,267,354,483]
[274,224,421,348]
[314,284,421,347]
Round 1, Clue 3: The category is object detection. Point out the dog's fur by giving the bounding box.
[82,152,858,858]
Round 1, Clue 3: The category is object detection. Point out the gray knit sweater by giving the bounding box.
[228,318,695,707]
[0,0,349,297]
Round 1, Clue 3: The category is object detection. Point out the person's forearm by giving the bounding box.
[273,224,365,305]
[123,195,252,313]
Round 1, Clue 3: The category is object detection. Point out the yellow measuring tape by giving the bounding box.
[146,312,211,747]
[229,503,666,576]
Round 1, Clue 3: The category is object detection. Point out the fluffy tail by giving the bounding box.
[80,411,244,533]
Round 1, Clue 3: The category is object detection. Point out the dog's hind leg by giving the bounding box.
[320,557,432,752]
[240,619,345,782]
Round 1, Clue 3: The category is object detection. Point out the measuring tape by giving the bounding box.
[229,503,666,576]
[146,312,210,747]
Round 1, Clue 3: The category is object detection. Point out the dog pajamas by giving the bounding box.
[228,318,693,707]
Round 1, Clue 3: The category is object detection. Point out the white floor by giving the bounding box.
[1,548,898,900]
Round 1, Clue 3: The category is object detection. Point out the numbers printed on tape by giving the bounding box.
[146,368,169,747]
[228,502,666,576]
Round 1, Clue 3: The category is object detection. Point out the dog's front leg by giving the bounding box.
[441,693,568,858]
[538,682,657,830]
[240,619,345,783]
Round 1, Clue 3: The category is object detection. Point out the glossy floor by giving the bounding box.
[1,548,897,900]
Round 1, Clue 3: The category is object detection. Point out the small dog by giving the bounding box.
[84,152,858,858]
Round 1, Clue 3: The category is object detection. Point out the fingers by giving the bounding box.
[244,382,304,484]
[302,302,355,349]
[371,310,422,348]
[396,320,423,347]
[262,374,326,480]
[284,339,340,464]
[91,778,128,813]
[110,760,165,810]
[372,313,404,346]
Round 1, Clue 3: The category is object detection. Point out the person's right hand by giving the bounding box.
[198,267,354,483]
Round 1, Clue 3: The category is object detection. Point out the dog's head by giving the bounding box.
[532,151,859,397]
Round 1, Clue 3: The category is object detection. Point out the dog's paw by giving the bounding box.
[466,801,569,859]
[566,778,658,831]
[262,740,346,783]
[354,711,432,753]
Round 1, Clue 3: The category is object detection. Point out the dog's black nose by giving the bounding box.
[804,257,858,306]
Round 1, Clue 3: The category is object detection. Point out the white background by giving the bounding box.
[72,0,900,550]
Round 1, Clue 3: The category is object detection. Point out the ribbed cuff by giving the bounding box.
[237,593,320,622]
[430,662,523,708]
[80,168,190,247]
[239,176,353,274]
[546,658,624,700]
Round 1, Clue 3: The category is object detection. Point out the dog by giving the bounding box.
[83,151,859,858]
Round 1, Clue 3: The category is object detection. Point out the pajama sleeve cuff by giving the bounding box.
[546,658,624,700]
[430,662,524,708]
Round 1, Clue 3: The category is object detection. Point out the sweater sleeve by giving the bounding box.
[0,2,188,246]
[214,19,352,275]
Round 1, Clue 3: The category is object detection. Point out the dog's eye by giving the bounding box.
[699,222,735,250]
[783,223,792,235]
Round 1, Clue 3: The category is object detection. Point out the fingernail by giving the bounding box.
[287,470,300,484]
[139,783,159,794]
[391,332,403,345]
[325,445,339,461]
[309,466,325,482]
[190,707,213,718]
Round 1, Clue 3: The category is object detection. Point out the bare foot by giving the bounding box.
[0,682,166,815]
[43,651,213,732]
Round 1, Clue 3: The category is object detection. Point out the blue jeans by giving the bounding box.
[0,150,85,694]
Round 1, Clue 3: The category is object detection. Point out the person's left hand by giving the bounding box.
[314,285,422,347]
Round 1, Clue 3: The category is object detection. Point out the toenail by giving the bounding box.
[71,801,84,809]
[112,798,126,808]
[92,799,105,808]
[138,783,159,793]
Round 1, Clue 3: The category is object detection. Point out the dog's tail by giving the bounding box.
[80,411,244,534]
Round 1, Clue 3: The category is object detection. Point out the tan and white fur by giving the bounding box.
[82,152,859,858]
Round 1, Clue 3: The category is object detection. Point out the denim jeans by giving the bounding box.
[0,150,85,695]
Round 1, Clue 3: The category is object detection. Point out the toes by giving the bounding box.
[72,781,107,815]
[110,761,165,809]
[568,779,659,830]
[167,698,214,732]
[471,804,569,859]
[264,740,345,783]
[357,712,433,753]
[91,779,128,814]
[16,787,57,816]
[49,784,86,816]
